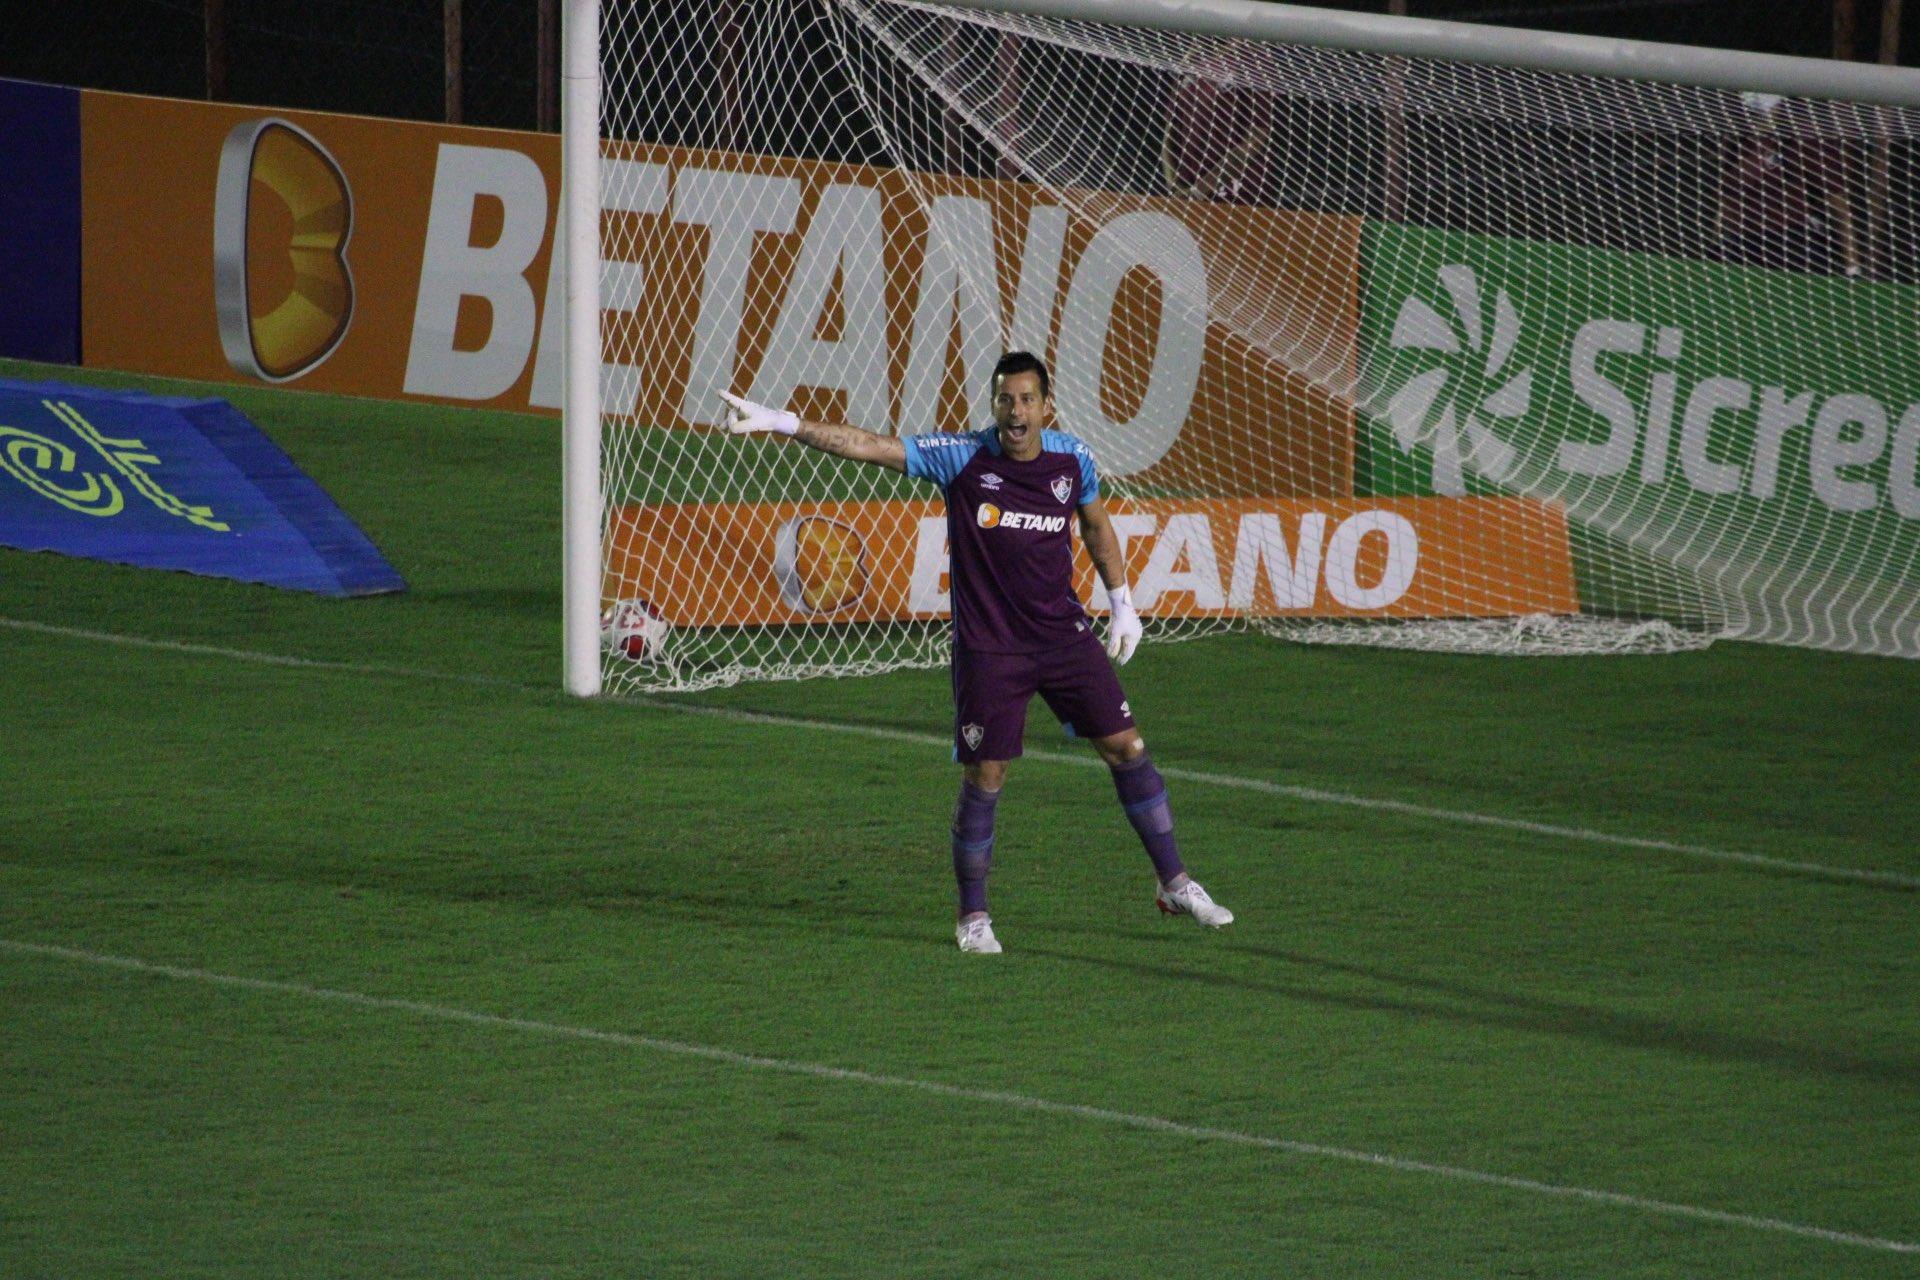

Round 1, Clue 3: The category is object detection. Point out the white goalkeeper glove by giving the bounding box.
[719,391,799,436]
[1104,584,1142,665]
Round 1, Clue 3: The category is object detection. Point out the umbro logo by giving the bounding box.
[962,723,985,750]
[980,472,1003,490]
[1120,700,1130,717]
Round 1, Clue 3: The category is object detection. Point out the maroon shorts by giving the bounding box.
[951,631,1136,763]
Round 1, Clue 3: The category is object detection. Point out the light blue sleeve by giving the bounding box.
[1048,431,1100,503]
[1078,445,1100,504]
[901,433,979,490]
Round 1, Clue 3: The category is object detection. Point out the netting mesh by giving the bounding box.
[595,0,1920,693]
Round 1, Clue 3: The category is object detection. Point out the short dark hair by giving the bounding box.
[992,351,1051,401]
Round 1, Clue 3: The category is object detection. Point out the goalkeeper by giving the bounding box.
[722,352,1232,954]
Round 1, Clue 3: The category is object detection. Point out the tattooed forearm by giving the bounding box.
[791,419,907,472]
[795,420,869,456]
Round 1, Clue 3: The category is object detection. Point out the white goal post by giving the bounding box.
[563,0,1920,697]
[562,0,602,698]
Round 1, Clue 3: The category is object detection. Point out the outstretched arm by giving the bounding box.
[1079,498,1142,665]
[719,392,905,473]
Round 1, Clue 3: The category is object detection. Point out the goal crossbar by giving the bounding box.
[922,0,1920,108]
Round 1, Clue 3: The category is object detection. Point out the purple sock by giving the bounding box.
[1110,752,1185,885]
[951,780,999,916]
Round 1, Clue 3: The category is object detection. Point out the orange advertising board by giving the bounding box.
[80,89,1359,496]
[607,496,1578,628]
[82,92,540,405]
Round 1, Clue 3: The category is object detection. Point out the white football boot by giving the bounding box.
[1156,879,1234,928]
[956,915,1003,954]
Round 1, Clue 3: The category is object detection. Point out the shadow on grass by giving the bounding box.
[621,889,1920,1094]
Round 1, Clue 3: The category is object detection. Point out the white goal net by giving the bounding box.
[588,0,1920,693]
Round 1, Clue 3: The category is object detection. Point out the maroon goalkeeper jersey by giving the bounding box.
[902,427,1102,654]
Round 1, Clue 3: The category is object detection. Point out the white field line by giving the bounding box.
[3,615,1915,891]
[2,937,1914,1256]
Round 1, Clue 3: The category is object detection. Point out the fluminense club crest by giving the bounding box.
[1050,475,1072,504]
[1380,264,1529,496]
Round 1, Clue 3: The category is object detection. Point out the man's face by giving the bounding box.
[992,370,1050,456]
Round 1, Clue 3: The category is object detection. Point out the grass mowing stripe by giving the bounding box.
[4,936,1914,1258]
[0,616,528,689]
[658,702,1920,892]
[4,613,1914,893]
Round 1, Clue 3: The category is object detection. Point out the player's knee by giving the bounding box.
[965,760,1008,791]
[1097,734,1146,766]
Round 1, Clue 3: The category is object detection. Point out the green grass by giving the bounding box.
[2,357,1916,1278]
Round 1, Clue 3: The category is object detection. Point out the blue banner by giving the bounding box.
[0,80,81,364]
[0,378,404,595]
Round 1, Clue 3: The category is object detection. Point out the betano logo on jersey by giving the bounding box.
[977,502,1067,533]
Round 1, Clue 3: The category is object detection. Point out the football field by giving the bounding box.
[2,357,1916,1278]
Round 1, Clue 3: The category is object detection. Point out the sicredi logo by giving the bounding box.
[1379,262,1920,520]
[213,118,354,383]
[1382,264,1528,496]
[1557,317,1920,518]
